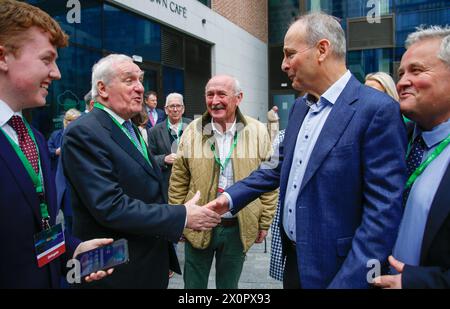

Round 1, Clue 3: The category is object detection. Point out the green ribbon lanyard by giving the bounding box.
[94,103,151,166]
[405,133,450,190]
[166,118,183,145]
[0,120,50,230]
[210,132,238,171]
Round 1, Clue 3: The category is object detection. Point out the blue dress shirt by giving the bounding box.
[283,70,352,242]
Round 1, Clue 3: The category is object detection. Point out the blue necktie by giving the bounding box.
[123,120,143,155]
[403,135,426,206]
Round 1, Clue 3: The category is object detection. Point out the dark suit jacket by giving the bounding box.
[62,108,186,288]
[47,128,63,173]
[145,107,166,129]
[226,76,407,288]
[147,117,191,194]
[0,125,80,288]
[403,162,450,288]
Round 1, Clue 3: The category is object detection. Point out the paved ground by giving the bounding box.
[168,229,283,289]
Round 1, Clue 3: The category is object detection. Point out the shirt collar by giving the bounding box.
[211,118,236,137]
[414,118,450,149]
[100,105,127,125]
[0,99,23,126]
[305,70,352,108]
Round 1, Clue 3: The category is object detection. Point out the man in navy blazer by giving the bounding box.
[62,54,220,288]
[145,91,166,129]
[374,26,450,289]
[207,12,407,288]
[0,0,114,288]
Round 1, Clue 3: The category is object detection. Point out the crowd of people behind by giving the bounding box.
[1,0,449,289]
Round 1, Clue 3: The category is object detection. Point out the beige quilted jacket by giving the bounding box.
[168,109,278,252]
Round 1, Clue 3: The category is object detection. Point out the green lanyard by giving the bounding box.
[166,118,183,145]
[210,132,238,171]
[94,103,151,166]
[405,133,450,189]
[0,119,50,230]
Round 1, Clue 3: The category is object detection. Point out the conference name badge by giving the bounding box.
[34,223,66,268]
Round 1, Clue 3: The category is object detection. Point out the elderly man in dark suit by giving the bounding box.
[374,25,450,289]
[148,92,191,194]
[0,0,113,288]
[206,12,407,289]
[62,54,220,288]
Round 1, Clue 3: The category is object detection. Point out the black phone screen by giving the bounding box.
[77,238,129,277]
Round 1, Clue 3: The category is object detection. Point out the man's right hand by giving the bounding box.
[204,194,230,215]
[185,191,221,231]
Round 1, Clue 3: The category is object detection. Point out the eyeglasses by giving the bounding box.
[166,104,183,110]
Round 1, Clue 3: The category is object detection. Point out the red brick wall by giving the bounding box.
[212,0,268,43]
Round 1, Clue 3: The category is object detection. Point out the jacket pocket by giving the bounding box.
[336,236,353,257]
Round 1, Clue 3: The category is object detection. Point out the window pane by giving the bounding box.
[32,47,102,136]
[28,0,102,49]
[163,66,184,101]
[103,4,161,62]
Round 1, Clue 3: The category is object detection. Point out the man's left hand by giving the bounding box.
[255,230,268,243]
[74,238,115,282]
[372,255,404,289]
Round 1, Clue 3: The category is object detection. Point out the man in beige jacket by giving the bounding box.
[169,75,278,289]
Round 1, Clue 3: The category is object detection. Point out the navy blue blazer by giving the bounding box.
[402,162,450,288]
[226,76,407,288]
[62,107,186,288]
[145,107,166,129]
[47,128,63,173]
[0,124,80,288]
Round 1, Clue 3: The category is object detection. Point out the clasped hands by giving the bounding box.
[184,192,230,231]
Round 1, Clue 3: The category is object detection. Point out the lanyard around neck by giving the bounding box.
[94,103,151,165]
[210,132,238,171]
[405,133,450,189]
[0,120,50,229]
[166,118,183,144]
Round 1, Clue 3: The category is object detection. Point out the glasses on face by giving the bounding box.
[166,104,183,110]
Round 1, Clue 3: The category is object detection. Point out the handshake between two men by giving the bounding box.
[183,192,231,231]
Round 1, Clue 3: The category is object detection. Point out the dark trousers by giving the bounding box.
[283,241,301,289]
[184,224,245,289]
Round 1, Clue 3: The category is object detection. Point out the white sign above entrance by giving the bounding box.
[149,0,187,19]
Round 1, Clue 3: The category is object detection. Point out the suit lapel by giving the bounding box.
[94,108,161,181]
[34,129,58,222]
[420,163,450,263]
[111,122,162,180]
[299,78,358,193]
[0,130,44,223]
[159,123,172,154]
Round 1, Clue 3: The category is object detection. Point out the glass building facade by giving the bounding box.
[26,0,211,137]
[268,0,450,128]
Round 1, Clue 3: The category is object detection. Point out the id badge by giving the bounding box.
[34,223,66,268]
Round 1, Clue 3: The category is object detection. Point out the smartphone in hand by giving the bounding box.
[76,238,129,278]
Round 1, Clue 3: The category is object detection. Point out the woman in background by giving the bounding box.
[365,71,410,123]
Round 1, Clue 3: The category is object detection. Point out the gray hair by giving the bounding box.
[405,25,450,67]
[205,75,242,95]
[165,92,184,106]
[293,12,346,60]
[232,77,242,95]
[365,72,399,101]
[83,90,92,104]
[91,54,134,98]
